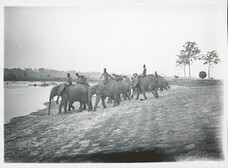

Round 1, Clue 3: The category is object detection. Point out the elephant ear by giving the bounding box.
[57,84,67,95]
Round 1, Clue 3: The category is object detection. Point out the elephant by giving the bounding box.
[132,74,160,100]
[59,84,93,113]
[48,83,66,115]
[92,79,121,111]
[116,77,131,100]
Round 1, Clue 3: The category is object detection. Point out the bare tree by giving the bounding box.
[199,50,220,79]
[176,50,189,77]
[176,41,201,78]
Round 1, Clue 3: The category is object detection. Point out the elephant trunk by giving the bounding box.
[48,88,56,115]
[87,88,93,111]
[48,96,52,115]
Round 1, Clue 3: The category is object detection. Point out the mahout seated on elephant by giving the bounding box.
[112,73,124,81]
[75,72,90,86]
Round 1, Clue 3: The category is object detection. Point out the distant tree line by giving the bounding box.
[4,68,101,82]
[176,41,220,79]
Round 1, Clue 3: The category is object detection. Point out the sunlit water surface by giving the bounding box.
[4,81,54,124]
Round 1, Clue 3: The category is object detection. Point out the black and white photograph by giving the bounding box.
[1,0,227,167]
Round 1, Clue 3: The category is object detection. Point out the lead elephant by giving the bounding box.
[59,84,93,113]
[92,79,121,111]
[48,83,66,115]
[157,76,170,91]
[132,74,159,100]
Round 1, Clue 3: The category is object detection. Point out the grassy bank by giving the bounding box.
[169,78,222,87]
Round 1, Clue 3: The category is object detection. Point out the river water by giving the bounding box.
[4,81,57,124]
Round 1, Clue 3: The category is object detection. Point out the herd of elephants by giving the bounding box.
[48,73,170,115]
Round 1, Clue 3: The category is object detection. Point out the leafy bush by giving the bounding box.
[199,71,207,79]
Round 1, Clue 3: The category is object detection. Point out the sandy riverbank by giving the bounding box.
[4,82,224,162]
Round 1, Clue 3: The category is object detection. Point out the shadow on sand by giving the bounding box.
[50,149,176,163]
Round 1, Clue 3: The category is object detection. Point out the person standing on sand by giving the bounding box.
[99,68,110,85]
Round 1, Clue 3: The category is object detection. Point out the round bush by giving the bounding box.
[199,71,207,79]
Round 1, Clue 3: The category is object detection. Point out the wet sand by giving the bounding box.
[4,80,224,162]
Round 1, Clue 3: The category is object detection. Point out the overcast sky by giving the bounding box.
[4,1,226,78]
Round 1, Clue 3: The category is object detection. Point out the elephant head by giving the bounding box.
[132,76,140,88]
[48,83,67,115]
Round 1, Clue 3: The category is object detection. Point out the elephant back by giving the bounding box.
[96,80,120,96]
[136,74,158,90]
[67,84,89,100]
[117,80,130,92]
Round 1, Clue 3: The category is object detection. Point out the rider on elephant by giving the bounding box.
[75,72,89,86]
[99,68,111,85]
[52,74,72,105]
[155,71,158,78]
[67,73,73,85]
[142,64,147,77]
[112,73,123,81]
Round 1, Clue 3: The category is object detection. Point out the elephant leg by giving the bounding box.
[127,89,131,100]
[119,94,122,102]
[87,101,93,111]
[123,93,126,100]
[90,101,93,111]
[113,94,120,107]
[142,93,147,100]
[141,88,147,100]
[131,88,135,98]
[101,96,107,109]
[150,88,159,98]
[77,102,83,112]
[154,89,159,98]
[113,99,117,107]
[59,99,64,113]
[68,101,75,111]
[107,97,111,103]
[160,87,163,92]
[136,88,140,100]
[131,91,134,98]
[64,102,68,113]
[93,94,101,111]
[59,95,68,113]
[83,104,87,110]
[117,93,121,105]
[71,105,75,110]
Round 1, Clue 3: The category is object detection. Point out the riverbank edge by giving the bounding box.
[4,101,51,126]
[4,79,223,126]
